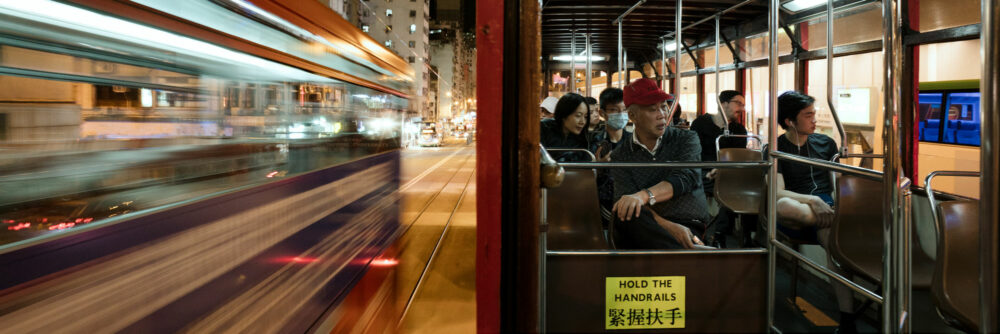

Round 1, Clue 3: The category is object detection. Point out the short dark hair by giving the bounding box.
[719,90,743,103]
[777,91,816,130]
[598,87,624,110]
[584,97,598,106]
[553,93,589,134]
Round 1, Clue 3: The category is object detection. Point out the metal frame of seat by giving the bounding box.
[926,171,982,332]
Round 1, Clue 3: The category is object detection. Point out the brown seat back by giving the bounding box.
[546,169,608,250]
[829,174,885,282]
[715,148,765,214]
[932,200,980,332]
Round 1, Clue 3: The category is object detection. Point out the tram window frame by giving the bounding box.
[917,89,981,147]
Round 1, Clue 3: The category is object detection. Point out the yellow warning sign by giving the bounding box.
[605,276,685,330]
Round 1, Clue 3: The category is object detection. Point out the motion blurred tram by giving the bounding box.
[0,1,412,332]
[474,0,998,332]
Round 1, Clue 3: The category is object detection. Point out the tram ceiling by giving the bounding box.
[541,0,768,55]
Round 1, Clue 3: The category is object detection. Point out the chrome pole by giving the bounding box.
[586,33,592,97]
[827,0,847,154]
[618,22,624,88]
[881,0,906,331]
[715,15,729,133]
[980,0,999,331]
[766,0,779,330]
[539,188,548,332]
[661,38,668,91]
[570,31,576,93]
[668,0,682,114]
[624,50,629,85]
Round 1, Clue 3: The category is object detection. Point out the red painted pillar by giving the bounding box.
[475,0,502,331]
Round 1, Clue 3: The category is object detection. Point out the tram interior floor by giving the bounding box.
[771,247,960,333]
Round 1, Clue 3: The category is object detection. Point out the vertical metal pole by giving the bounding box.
[618,22,624,88]
[661,38,668,91]
[882,0,906,331]
[539,188,547,332]
[827,0,847,153]
[570,31,576,93]
[980,0,1000,331]
[715,15,729,131]
[669,0,682,113]
[624,50,629,84]
[766,0,779,331]
[586,33,592,97]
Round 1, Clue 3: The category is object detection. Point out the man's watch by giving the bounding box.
[644,188,656,206]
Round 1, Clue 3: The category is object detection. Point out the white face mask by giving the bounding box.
[606,113,629,130]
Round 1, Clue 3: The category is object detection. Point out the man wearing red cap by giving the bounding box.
[609,78,710,249]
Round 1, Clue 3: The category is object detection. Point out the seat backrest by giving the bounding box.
[932,200,980,332]
[546,169,608,250]
[715,148,765,214]
[829,174,885,281]
[924,119,941,141]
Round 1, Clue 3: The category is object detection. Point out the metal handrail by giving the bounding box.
[615,0,646,88]
[547,248,767,256]
[771,241,884,303]
[666,0,682,115]
[715,134,765,158]
[612,0,646,24]
[843,153,884,159]
[545,148,597,162]
[923,170,981,238]
[769,150,883,181]
[560,161,769,169]
[660,0,757,40]
[714,15,729,129]
[826,0,848,155]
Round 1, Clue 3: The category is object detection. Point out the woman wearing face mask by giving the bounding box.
[540,93,591,162]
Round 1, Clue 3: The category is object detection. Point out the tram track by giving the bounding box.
[395,149,477,328]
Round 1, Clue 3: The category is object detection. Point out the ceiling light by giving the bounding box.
[552,55,605,62]
[781,0,826,13]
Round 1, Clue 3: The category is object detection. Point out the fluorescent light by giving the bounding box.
[659,42,677,52]
[781,0,826,12]
[552,55,606,62]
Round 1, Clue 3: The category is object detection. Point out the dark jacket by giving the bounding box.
[541,118,591,162]
[610,127,710,223]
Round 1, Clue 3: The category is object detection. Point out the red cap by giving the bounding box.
[623,78,673,108]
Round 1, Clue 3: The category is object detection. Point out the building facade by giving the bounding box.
[429,21,475,122]
[320,0,431,118]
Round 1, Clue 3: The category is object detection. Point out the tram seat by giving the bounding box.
[828,175,935,288]
[546,169,609,250]
[931,199,980,332]
[924,119,941,142]
[944,120,960,143]
[955,121,981,145]
[715,148,765,214]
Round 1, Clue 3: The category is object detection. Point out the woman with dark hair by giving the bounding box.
[541,93,591,161]
[668,102,689,128]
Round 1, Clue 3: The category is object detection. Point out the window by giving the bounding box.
[408,41,416,48]
[408,56,415,63]
[918,91,981,146]
[362,25,369,32]
[385,25,392,33]
[409,10,416,17]
[410,24,416,34]
[385,40,392,48]
[385,9,392,17]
